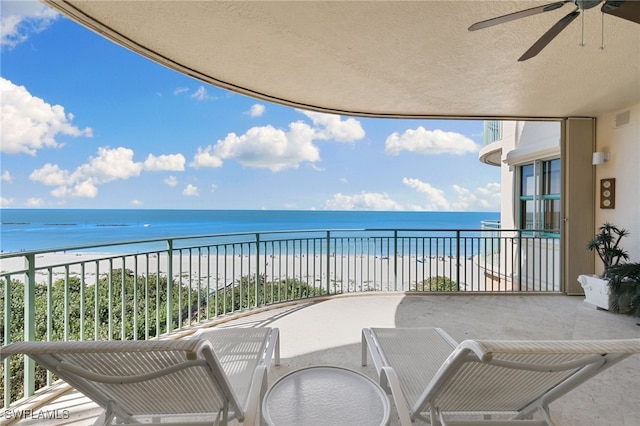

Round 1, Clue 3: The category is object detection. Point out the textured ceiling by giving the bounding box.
[44,0,640,119]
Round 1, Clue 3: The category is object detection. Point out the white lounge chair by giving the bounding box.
[362,327,640,426]
[1,327,279,426]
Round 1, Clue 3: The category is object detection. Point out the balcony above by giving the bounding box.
[479,139,503,167]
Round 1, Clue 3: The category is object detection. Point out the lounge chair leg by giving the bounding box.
[93,411,109,426]
[275,330,281,366]
[222,401,229,425]
[94,401,117,426]
[538,405,555,426]
[213,408,224,426]
[361,329,369,366]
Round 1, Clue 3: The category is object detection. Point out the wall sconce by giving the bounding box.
[592,152,610,165]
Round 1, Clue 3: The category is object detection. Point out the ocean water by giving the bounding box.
[0,209,498,253]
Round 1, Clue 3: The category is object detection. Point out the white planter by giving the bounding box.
[577,274,610,310]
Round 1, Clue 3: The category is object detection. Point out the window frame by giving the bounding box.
[518,158,561,238]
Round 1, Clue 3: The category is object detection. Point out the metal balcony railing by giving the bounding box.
[0,228,560,407]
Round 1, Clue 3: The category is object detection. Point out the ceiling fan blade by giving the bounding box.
[518,10,580,61]
[469,1,570,31]
[602,0,640,24]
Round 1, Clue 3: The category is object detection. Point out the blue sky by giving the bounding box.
[0,1,500,211]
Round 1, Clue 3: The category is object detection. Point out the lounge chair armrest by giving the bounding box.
[361,328,384,374]
[244,364,268,426]
[266,328,280,367]
[57,360,209,384]
[380,366,412,426]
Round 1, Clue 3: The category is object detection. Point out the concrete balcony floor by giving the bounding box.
[5,294,640,425]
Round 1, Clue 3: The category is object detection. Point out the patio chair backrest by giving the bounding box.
[1,339,241,421]
[415,338,640,418]
[191,327,273,407]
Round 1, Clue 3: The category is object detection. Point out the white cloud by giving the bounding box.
[477,182,501,196]
[143,153,185,171]
[402,177,501,211]
[1,1,58,49]
[76,147,142,184]
[324,192,403,211]
[26,198,44,207]
[450,182,501,211]
[130,199,143,206]
[191,86,215,101]
[1,171,13,182]
[300,110,365,142]
[50,179,98,198]
[385,127,479,156]
[173,87,189,96]
[29,163,70,186]
[29,146,183,199]
[1,77,93,155]
[247,104,266,117]
[195,123,320,172]
[0,197,15,207]
[191,111,365,172]
[190,146,224,169]
[210,183,218,192]
[402,177,451,210]
[164,175,178,187]
[72,180,99,198]
[183,184,199,196]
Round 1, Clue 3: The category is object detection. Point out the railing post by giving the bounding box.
[64,266,70,340]
[120,258,126,339]
[393,231,398,291]
[255,233,260,306]
[94,262,100,340]
[108,260,113,340]
[133,260,138,340]
[517,230,523,291]
[23,254,35,397]
[166,239,174,334]
[326,231,331,294]
[80,263,85,341]
[456,230,461,290]
[4,276,12,407]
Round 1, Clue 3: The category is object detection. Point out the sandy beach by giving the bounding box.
[0,250,490,292]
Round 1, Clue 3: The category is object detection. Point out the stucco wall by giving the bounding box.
[594,102,640,272]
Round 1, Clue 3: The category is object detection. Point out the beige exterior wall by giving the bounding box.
[594,103,640,271]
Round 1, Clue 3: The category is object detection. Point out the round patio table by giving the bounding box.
[262,366,390,426]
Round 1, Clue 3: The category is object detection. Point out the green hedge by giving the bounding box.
[1,270,322,406]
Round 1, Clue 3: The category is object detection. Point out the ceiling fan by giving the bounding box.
[468,0,640,61]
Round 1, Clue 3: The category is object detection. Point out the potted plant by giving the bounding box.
[607,262,640,316]
[578,223,629,310]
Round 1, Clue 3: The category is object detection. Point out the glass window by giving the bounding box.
[542,159,561,194]
[519,158,561,236]
[521,164,536,196]
[520,199,535,230]
[543,199,561,232]
[483,120,502,145]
